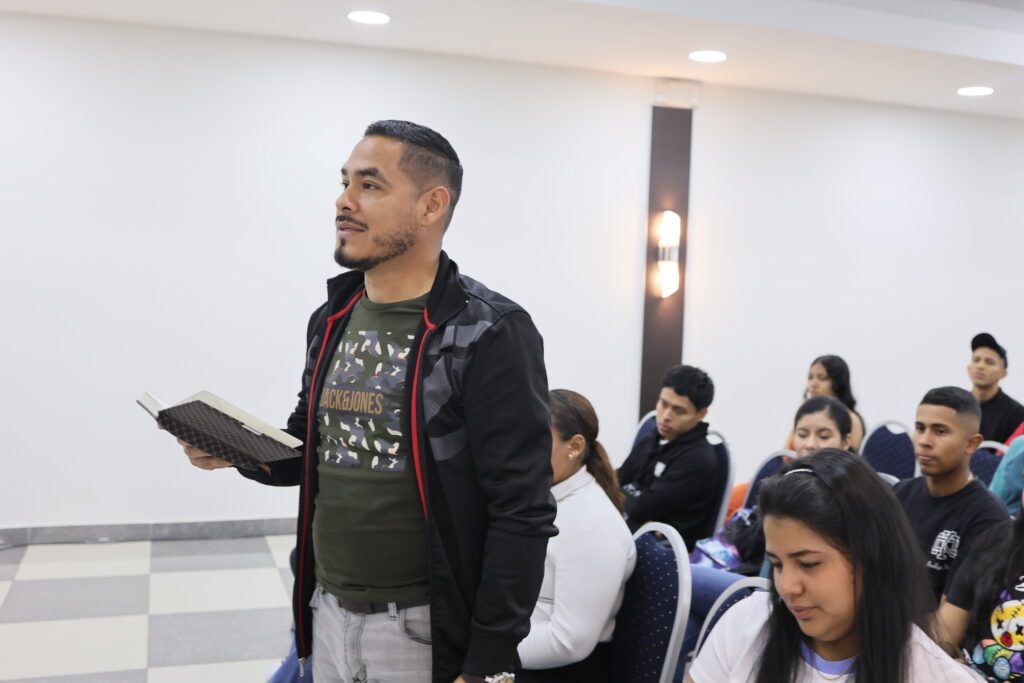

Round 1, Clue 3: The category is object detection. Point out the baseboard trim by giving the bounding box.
[0,518,296,549]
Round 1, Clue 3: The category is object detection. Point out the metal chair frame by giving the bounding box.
[742,450,794,510]
[694,576,770,655]
[707,430,735,532]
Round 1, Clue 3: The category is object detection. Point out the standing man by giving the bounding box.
[894,387,1009,603]
[967,332,1024,443]
[179,120,556,683]
[617,365,721,549]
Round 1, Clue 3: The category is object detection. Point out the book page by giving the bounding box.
[137,392,167,420]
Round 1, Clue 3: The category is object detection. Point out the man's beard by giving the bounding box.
[334,219,418,272]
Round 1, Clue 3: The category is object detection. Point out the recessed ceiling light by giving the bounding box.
[689,50,728,64]
[957,86,994,97]
[348,10,391,25]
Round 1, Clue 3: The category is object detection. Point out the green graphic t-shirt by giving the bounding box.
[313,292,429,603]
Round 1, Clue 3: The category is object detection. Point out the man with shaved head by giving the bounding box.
[894,387,1009,604]
[177,120,555,683]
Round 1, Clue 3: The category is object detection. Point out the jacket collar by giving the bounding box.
[662,421,710,448]
[324,250,467,323]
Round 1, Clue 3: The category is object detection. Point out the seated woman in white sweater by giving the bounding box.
[517,389,637,683]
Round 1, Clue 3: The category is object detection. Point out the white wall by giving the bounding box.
[0,13,652,527]
[5,14,1024,529]
[687,84,1024,478]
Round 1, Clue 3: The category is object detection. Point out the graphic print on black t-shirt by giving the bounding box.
[316,327,414,472]
[967,579,1024,680]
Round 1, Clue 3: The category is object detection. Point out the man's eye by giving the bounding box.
[363,183,378,190]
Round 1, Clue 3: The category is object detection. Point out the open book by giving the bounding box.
[138,391,302,471]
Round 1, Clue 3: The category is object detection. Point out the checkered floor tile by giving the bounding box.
[0,536,296,681]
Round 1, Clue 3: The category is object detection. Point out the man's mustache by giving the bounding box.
[336,215,369,230]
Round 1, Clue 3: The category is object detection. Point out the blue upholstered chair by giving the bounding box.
[706,431,734,532]
[742,450,794,509]
[610,522,691,683]
[694,577,770,656]
[970,441,1006,487]
[632,410,658,450]
[860,421,915,480]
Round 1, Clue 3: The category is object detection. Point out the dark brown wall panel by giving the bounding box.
[639,106,692,417]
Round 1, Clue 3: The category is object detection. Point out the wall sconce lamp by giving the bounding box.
[656,210,681,298]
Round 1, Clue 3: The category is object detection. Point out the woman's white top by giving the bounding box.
[517,467,637,669]
[690,592,984,682]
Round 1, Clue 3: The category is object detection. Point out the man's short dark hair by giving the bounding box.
[920,386,981,431]
[662,365,715,410]
[364,120,463,226]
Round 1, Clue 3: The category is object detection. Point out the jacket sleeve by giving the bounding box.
[624,446,714,530]
[237,306,324,488]
[990,438,1024,516]
[459,310,558,677]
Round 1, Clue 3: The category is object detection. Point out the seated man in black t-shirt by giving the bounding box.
[617,365,720,549]
[894,386,1010,605]
[968,332,1024,443]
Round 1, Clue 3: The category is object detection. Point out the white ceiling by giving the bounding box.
[2,0,1023,119]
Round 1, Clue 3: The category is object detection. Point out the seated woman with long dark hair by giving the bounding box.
[516,389,636,682]
[687,449,980,682]
[804,354,865,450]
[938,495,1022,681]
[726,357,865,519]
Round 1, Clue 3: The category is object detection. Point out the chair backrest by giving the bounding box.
[743,450,794,509]
[707,431,735,532]
[877,472,900,487]
[610,522,691,683]
[979,440,1009,455]
[970,447,1003,487]
[860,420,916,480]
[694,577,770,655]
[632,410,658,451]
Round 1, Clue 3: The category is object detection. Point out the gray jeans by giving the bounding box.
[310,584,433,683]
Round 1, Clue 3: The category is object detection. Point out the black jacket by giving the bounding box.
[240,252,557,680]
[617,422,720,549]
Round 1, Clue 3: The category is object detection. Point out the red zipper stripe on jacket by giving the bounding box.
[409,308,437,519]
[296,289,363,659]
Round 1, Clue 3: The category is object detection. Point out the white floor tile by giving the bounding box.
[0,581,9,609]
[0,615,147,679]
[16,542,151,580]
[264,535,295,569]
[149,568,289,615]
[148,658,281,682]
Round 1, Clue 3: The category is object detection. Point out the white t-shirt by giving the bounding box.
[689,592,984,682]
[517,468,636,669]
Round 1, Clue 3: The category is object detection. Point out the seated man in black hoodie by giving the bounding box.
[618,365,719,549]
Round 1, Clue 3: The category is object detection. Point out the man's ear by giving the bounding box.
[696,407,708,422]
[420,185,451,227]
[966,432,983,453]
